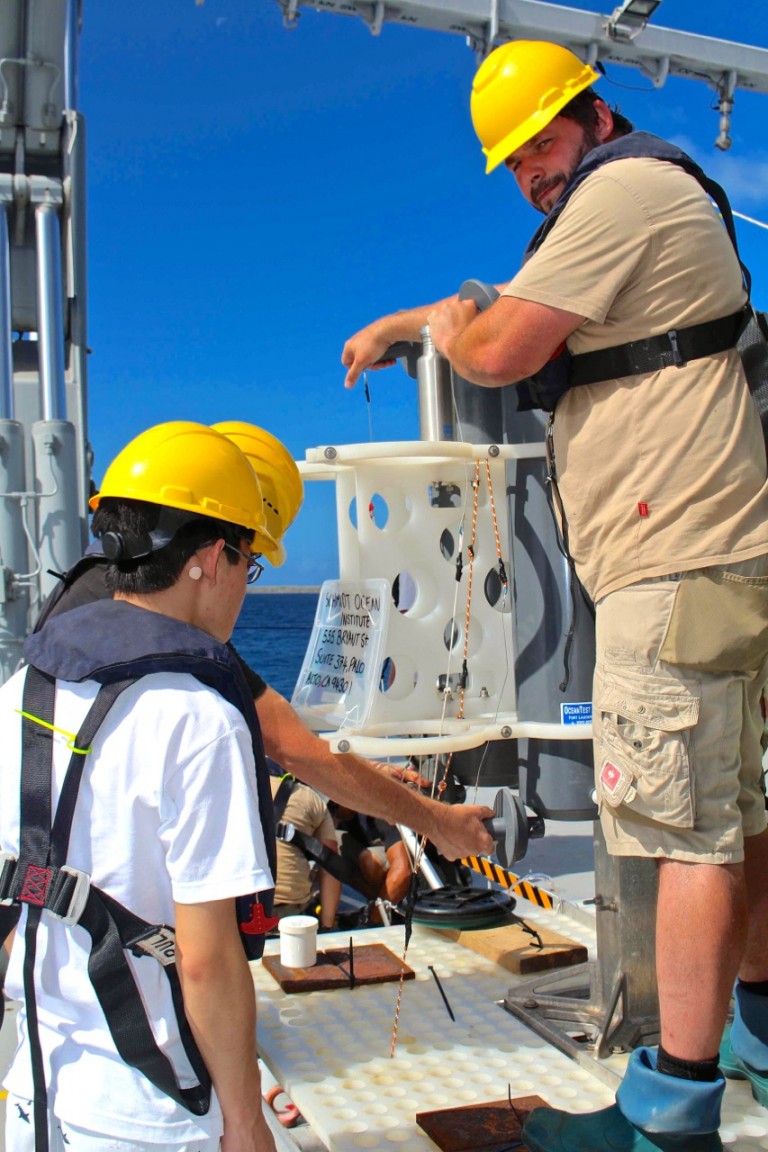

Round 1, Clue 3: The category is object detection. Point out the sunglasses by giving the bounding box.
[223,543,265,585]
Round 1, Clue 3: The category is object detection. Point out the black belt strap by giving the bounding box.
[276,774,384,898]
[569,308,746,388]
[18,666,55,1152]
[79,887,210,1113]
[739,308,768,452]
[273,775,381,900]
[276,822,380,900]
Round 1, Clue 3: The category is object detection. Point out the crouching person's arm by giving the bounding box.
[175,899,277,1152]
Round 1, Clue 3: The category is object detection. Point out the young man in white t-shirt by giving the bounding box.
[0,422,280,1152]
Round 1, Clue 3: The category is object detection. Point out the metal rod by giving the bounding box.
[397,825,444,889]
[64,0,80,111]
[0,206,13,420]
[428,965,456,1021]
[35,204,67,422]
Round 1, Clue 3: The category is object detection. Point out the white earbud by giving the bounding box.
[189,565,203,582]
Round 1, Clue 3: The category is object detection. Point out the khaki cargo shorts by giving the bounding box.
[594,555,768,863]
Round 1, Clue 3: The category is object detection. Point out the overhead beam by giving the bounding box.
[272,0,768,95]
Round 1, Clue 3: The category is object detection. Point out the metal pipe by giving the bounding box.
[35,204,67,421]
[397,825,444,889]
[0,206,13,420]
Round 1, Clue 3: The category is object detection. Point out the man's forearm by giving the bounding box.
[342,295,461,387]
[259,687,433,821]
[255,688,494,859]
[429,293,585,387]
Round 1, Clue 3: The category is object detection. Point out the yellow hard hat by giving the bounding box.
[89,421,278,558]
[471,41,600,174]
[212,422,303,567]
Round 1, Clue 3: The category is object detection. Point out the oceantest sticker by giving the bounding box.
[560,702,592,726]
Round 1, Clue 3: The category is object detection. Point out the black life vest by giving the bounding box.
[0,600,277,1148]
[516,131,768,445]
[32,543,113,634]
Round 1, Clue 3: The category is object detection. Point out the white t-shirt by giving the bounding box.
[0,669,273,1142]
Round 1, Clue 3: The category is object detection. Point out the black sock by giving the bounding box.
[657,1045,720,1082]
[738,979,768,997]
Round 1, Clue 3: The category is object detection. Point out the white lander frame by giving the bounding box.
[297,438,589,759]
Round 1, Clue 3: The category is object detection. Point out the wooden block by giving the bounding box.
[262,942,415,994]
[416,1094,549,1152]
[429,920,587,975]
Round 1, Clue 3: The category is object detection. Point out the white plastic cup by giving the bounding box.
[278,915,318,968]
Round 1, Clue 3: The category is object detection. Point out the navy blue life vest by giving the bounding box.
[516,132,759,415]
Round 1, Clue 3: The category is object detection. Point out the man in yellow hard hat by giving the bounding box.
[342,40,768,1152]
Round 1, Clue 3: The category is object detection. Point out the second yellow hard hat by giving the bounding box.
[212,422,304,567]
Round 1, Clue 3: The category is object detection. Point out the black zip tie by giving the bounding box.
[428,966,455,1021]
[516,916,543,951]
[459,660,468,690]
[497,1086,525,1150]
[363,371,374,442]
[498,559,508,587]
[348,936,355,990]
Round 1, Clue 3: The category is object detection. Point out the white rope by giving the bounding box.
[734,209,768,232]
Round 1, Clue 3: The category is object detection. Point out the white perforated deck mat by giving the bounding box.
[252,917,768,1152]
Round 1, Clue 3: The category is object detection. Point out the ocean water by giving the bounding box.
[232,591,319,700]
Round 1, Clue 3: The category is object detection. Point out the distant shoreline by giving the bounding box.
[248,586,321,594]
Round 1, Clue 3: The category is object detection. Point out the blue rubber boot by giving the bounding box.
[522,1047,724,1152]
[719,983,768,1108]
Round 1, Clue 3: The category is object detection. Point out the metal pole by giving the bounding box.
[35,204,67,422]
[64,0,81,111]
[398,825,445,889]
[0,205,13,421]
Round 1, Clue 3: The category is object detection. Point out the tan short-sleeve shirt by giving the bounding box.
[504,157,768,601]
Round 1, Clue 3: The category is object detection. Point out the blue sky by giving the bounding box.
[80,1,768,586]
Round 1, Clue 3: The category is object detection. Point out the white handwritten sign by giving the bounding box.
[291,579,390,730]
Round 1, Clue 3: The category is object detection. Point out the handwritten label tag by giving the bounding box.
[291,579,390,730]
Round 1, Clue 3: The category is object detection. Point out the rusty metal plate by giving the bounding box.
[416,1095,549,1152]
[262,942,414,994]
